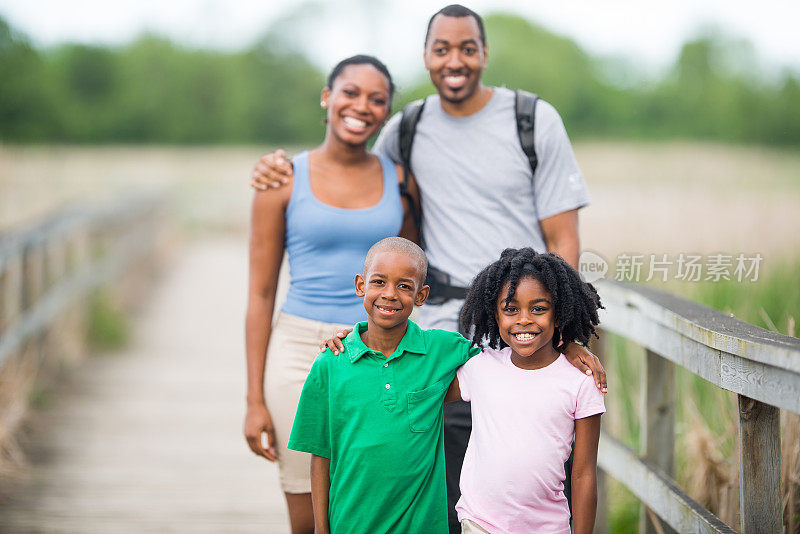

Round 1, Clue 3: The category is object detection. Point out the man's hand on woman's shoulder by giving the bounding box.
[251,148,294,190]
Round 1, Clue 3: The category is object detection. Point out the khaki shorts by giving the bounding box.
[461,519,491,533]
[264,312,352,493]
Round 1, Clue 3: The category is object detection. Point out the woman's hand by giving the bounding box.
[318,328,353,355]
[563,342,608,393]
[244,402,278,461]
[250,149,294,190]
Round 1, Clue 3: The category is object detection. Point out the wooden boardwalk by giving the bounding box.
[0,238,290,533]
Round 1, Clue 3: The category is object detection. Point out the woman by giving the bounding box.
[243,55,419,534]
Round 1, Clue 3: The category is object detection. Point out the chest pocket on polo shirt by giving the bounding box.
[407,378,449,433]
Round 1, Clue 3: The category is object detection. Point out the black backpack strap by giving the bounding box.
[515,89,539,180]
[398,98,426,240]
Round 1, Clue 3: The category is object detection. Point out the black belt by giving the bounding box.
[426,265,468,305]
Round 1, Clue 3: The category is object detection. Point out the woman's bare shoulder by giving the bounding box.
[251,176,293,211]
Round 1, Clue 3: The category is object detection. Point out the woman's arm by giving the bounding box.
[311,454,332,534]
[396,164,421,244]
[571,414,602,534]
[244,186,291,461]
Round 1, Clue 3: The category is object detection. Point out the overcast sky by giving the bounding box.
[1,0,798,83]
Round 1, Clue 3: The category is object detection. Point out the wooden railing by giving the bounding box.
[594,280,800,534]
[0,193,168,371]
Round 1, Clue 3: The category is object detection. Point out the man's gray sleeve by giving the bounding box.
[372,112,403,164]
[533,100,591,220]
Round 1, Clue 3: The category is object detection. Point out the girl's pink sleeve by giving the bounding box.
[574,374,606,419]
[456,356,478,402]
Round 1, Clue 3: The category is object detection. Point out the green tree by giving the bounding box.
[1,13,798,146]
[48,44,119,141]
[0,16,55,140]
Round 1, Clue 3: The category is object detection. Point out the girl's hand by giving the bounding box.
[563,342,607,393]
[318,328,353,355]
[244,402,278,461]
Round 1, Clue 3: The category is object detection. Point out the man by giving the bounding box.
[251,5,605,531]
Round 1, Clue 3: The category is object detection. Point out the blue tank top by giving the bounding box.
[281,151,404,324]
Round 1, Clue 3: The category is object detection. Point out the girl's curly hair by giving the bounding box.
[459,248,603,350]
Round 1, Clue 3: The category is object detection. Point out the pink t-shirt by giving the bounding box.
[455,348,606,534]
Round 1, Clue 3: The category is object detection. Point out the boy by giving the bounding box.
[287,237,478,534]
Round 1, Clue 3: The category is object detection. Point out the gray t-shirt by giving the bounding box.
[373,86,590,288]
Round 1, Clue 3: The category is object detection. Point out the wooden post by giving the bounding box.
[44,235,69,362]
[0,254,23,342]
[22,243,45,311]
[44,237,66,289]
[71,225,91,272]
[641,349,676,534]
[738,395,781,534]
[22,242,47,368]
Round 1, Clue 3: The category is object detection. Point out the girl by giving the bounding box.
[244,55,419,534]
[451,247,604,534]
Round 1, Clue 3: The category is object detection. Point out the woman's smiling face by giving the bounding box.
[322,63,391,147]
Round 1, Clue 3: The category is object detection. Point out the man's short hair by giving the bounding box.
[363,237,428,283]
[424,4,486,46]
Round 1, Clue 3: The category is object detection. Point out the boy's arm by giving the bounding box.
[571,414,602,534]
[311,454,331,534]
[444,336,479,403]
[443,376,462,403]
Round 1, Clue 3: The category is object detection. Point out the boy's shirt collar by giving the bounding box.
[344,320,427,363]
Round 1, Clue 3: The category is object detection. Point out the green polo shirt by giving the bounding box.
[288,320,479,534]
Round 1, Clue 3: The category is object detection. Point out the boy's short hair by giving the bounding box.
[363,237,428,283]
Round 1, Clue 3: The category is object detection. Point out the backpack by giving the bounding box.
[397,89,540,235]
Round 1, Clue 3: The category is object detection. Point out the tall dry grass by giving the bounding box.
[780,316,800,534]
[681,399,740,527]
[782,411,800,533]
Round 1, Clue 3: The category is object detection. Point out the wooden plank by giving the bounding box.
[598,431,736,534]
[737,395,782,533]
[599,291,800,414]
[597,280,800,374]
[641,350,676,534]
[0,239,290,533]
